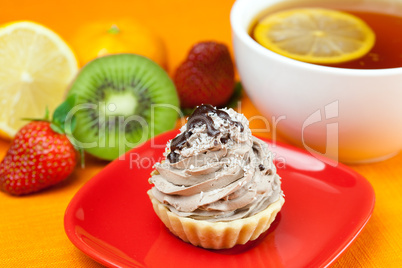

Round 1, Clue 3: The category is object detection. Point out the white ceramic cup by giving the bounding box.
[230,0,402,164]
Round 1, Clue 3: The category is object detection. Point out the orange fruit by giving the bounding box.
[70,18,167,69]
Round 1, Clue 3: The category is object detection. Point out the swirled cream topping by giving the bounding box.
[149,105,283,222]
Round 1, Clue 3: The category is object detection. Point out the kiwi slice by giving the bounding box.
[66,54,179,160]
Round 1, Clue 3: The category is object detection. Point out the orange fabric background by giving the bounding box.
[0,0,401,267]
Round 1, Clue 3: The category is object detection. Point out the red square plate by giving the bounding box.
[64,130,375,268]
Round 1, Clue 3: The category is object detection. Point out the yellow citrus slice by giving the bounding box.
[254,8,375,64]
[0,21,78,139]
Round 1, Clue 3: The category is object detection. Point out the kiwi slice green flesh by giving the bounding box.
[67,54,179,160]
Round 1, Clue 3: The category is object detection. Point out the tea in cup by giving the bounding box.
[231,0,402,163]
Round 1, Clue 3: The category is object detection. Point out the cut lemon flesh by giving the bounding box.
[0,21,78,138]
[254,8,375,64]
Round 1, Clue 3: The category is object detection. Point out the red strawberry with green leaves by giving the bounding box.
[0,95,79,195]
[173,41,235,108]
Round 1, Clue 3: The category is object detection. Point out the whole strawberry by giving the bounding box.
[174,41,235,108]
[0,96,78,195]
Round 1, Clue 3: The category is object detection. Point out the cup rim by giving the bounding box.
[230,0,402,77]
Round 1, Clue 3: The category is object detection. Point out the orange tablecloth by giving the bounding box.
[0,0,401,267]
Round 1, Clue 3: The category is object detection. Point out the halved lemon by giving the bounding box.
[0,21,78,139]
[254,8,375,64]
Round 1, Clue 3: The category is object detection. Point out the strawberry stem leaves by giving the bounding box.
[51,94,85,168]
[21,107,50,122]
[51,94,77,135]
[226,82,243,109]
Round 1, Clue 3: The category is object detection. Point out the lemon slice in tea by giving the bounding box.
[254,8,375,64]
[0,21,78,139]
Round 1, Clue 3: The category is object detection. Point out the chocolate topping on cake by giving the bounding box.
[167,105,244,163]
